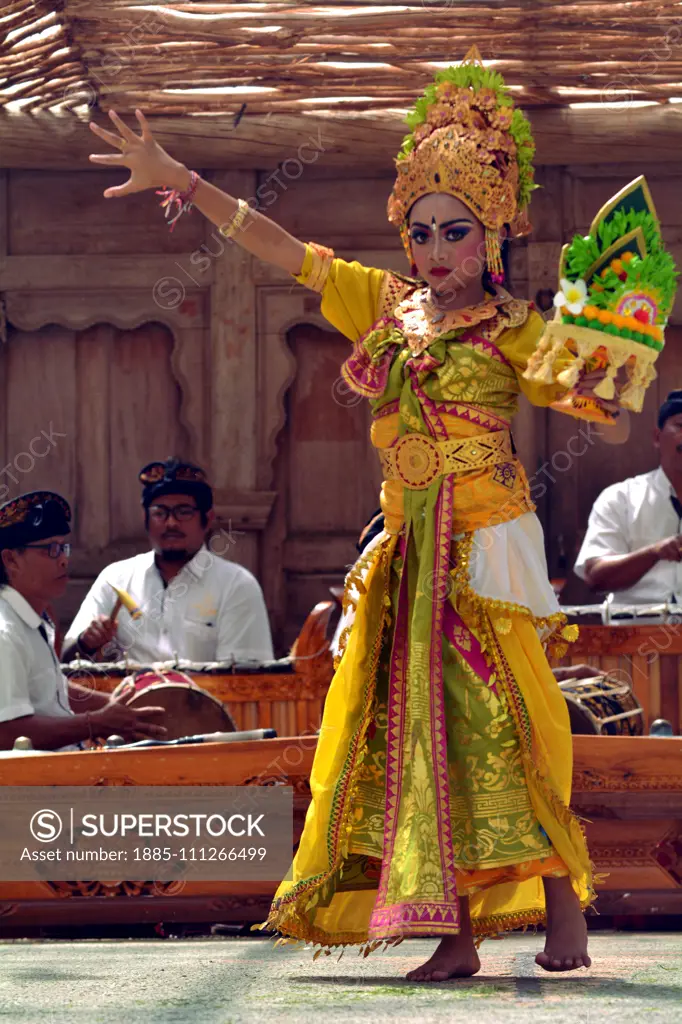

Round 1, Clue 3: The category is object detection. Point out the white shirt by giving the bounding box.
[574,466,682,604]
[0,587,76,745]
[63,546,274,664]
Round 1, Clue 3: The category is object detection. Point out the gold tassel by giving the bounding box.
[593,361,617,400]
[556,356,584,390]
[485,226,504,283]
[523,334,553,380]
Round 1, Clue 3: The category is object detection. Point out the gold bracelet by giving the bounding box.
[218,199,250,240]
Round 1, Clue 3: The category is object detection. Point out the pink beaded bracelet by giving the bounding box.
[156,170,199,231]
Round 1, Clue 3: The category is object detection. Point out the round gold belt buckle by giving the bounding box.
[393,434,444,490]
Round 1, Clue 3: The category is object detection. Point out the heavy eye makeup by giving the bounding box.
[409,221,472,245]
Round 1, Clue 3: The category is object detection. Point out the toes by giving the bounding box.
[535,949,591,972]
[430,971,449,982]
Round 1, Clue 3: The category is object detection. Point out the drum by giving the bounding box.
[112,669,236,740]
[558,673,644,736]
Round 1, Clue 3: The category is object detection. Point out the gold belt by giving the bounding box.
[379,430,513,490]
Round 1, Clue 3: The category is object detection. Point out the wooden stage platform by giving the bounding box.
[0,733,680,933]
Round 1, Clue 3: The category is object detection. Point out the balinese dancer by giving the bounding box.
[88,47,672,980]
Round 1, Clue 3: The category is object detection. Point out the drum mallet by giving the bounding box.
[108,583,143,622]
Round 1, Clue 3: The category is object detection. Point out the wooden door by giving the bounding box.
[0,321,189,625]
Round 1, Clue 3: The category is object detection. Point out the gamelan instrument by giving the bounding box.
[62,649,332,737]
[560,600,682,626]
[558,673,644,736]
[112,668,237,740]
[116,727,277,748]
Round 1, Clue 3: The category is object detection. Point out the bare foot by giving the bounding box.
[406,896,480,982]
[535,875,592,972]
[406,934,481,982]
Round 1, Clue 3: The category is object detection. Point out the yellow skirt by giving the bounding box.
[265,533,594,949]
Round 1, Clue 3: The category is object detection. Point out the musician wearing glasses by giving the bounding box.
[62,458,273,664]
[0,491,167,750]
[575,390,682,604]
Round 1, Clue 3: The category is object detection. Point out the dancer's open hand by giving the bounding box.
[88,108,189,197]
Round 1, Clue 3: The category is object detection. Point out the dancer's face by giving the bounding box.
[408,194,487,299]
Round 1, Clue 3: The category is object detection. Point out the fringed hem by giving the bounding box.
[262,927,407,961]
[258,892,596,957]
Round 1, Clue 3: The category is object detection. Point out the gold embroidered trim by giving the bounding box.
[377,271,417,322]
[450,532,573,653]
[303,242,335,293]
[478,297,531,342]
[380,430,513,490]
[448,532,598,923]
[394,287,526,356]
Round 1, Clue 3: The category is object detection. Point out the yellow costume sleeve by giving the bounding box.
[294,242,387,343]
[497,308,572,407]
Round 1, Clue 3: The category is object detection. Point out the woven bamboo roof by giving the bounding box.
[3,0,682,120]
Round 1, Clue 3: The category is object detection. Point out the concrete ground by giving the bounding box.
[0,933,680,1024]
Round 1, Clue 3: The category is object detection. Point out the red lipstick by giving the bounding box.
[430,267,451,277]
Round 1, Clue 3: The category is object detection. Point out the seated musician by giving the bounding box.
[0,491,166,750]
[574,390,682,604]
[62,458,274,664]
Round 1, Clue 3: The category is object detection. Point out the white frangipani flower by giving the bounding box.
[554,278,588,315]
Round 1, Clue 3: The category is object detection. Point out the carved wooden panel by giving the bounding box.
[0,320,194,625]
[8,171,204,256]
[0,735,679,928]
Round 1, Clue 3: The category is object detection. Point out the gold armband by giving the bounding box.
[218,199,250,240]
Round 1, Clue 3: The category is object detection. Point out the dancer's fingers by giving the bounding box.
[89,121,126,149]
[135,108,153,142]
[89,153,125,166]
[108,109,140,144]
[103,178,139,198]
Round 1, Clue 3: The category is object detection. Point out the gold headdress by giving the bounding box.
[387,46,537,281]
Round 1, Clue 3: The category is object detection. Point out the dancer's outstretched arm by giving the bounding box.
[89,109,306,275]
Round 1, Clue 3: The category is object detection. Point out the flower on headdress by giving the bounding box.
[554,278,588,315]
[428,104,451,128]
[485,200,507,225]
[480,128,505,151]
[451,100,472,123]
[473,87,498,111]
[490,107,513,130]
[496,132,516,155]
[413,123,431,144]
[437,81,457,100]
[474,145,497,164]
